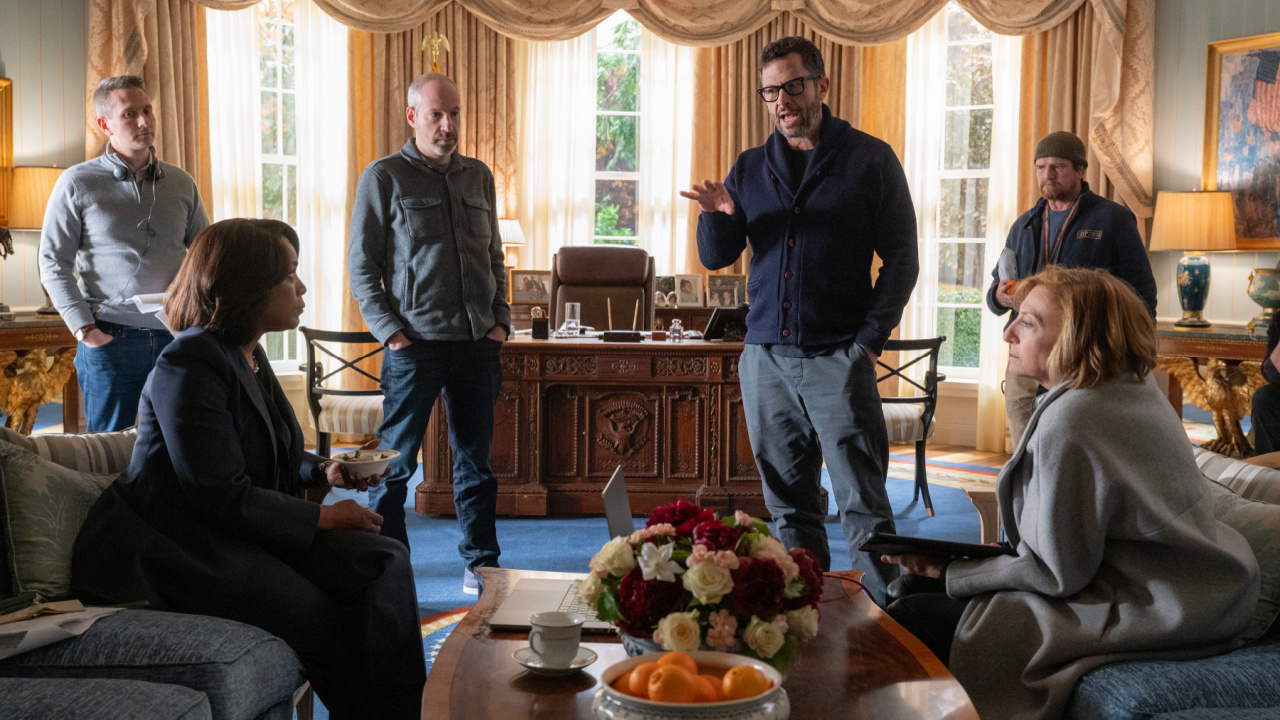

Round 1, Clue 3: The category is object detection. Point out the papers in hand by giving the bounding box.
[996,248,1019,284]
[0,603,121,660]
[127,293,172,332]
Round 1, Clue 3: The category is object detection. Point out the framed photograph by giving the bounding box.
[655,276,675,296]
[1203,31,1280,250]
[510,269,551,304]
[706,274,747,308]
[675,274,703,308]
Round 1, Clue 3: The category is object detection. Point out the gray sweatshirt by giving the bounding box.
[38,151,209,332]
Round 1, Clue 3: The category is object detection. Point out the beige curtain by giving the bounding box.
[343,4,521,334]
[1016,0,1154,220]
[86,0,212,212]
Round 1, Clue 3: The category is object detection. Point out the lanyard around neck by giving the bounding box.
[1041,194,1082,267]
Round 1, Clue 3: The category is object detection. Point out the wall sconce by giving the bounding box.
[1148,191,1237,328]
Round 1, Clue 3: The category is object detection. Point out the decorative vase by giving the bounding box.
[1175,252,1212,328]
[1247,267,1280,336]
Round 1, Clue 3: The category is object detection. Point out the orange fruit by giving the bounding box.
[648,664,698,703]
[611,676,635,696]
[722,665,771,700]
[657,651,699,676]
[628,661,660,698]
[694,674,722,703]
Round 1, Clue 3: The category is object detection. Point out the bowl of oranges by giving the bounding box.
[592,650,788,720]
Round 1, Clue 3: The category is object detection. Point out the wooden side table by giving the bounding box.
[0,314,79,434]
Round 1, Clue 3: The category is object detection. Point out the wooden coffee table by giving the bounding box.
[421,568,978,719]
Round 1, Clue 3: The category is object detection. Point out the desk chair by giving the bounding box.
[299,327,384,458]
[877,337,946,517]
[549,246,656,331]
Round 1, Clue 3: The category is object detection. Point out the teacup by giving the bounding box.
[528,611,584,668]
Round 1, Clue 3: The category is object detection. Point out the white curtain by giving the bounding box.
[638,28,693,277]
[516,36,596,269]
[205,7,258,220]
[295,1,349,333]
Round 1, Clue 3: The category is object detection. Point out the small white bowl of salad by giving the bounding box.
[330,448,400,477]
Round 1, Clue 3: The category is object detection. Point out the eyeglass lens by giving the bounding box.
[759,76,809,102]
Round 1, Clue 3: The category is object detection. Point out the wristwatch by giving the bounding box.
[74,324,97,342]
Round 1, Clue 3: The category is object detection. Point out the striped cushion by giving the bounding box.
[882,403,935,443]
[1193,447,1280,505]
[29,429,137,476]
[315,395,384,435]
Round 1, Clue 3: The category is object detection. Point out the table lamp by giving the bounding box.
[4,166,65,319]
[1148,190,1237,328]
[499,218,526,268]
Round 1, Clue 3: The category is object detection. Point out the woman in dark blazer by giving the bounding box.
[72,218,426,720]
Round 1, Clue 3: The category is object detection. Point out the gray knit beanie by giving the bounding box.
[1034,131,1088,168]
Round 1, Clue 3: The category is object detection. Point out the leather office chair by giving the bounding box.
[549,246,656,332]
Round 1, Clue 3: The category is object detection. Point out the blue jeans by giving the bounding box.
[738,342,897,604]
[74,321,173,432]
[372,338,503,566]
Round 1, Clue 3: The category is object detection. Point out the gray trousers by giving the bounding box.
[738,342,898,604]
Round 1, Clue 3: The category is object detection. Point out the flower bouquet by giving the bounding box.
[580,499,823,676]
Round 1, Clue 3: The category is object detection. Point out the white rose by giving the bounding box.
[682,560,734,604]
[656,612,702,653]
[785,606,820,643]
[750,536,787,561]
[743,616,787,659]
[592,536,636,577]
[578,572,604,606]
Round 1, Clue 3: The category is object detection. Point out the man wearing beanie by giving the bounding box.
[987,130,1156,446]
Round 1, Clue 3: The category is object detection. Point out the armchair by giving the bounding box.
[549,246,656,332]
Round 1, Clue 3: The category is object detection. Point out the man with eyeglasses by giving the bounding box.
[681,36,918,606]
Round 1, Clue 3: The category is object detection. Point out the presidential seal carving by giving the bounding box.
[595,400,650,456]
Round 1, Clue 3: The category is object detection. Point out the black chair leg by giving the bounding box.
[317,431,330,458]
[915,441,934,517]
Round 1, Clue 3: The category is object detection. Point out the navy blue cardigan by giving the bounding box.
[697,105,919,354]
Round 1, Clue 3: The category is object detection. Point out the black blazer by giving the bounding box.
[72,327,323,608]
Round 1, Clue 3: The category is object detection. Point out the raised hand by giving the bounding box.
[679,180,735,216]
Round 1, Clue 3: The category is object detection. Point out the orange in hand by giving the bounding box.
[648,665,698,703]
[628,661,660,699]
[656,651,698,676]
[721,665,771,700]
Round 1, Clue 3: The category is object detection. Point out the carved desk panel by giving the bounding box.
[415,336,764,517]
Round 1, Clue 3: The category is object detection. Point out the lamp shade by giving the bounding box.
[1148,191,1237,252]
[7,167,64,230]
[498,218,526,247]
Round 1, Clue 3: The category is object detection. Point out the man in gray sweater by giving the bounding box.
[348,73,509,593]
[39,75,208,432]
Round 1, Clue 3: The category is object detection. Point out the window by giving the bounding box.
[594,14,640,245]
[258,0,298,364]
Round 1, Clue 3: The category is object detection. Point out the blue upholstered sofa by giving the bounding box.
[0,428,306,720]
[1064,447,1280,719]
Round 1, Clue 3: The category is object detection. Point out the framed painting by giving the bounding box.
[510,269,551,305]
[1203,31,1280,250]
[0,78,12,227]
[706,274,747,308]
[675,274,703,307]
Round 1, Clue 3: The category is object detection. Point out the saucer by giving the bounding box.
[512,646,597,676]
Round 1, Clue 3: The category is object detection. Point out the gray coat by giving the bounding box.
[946,376,1259,719]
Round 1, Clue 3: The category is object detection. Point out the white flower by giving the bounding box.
[655,612,702,652]
[682,558,734,604]
[743,615,788,659]
[578,572,604,606]
[638,541,685,582]
[590,536,636,577]
[750,536,800,579]
[785,606,819,643]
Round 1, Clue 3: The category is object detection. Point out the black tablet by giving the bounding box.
[703,304,749,341]
[857,531,1016,560]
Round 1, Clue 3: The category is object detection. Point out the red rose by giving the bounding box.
[728,557,786,619]
[617,566,686,637]
[690,520,743,552]
[646,499,716,535]
[786,547,824,609]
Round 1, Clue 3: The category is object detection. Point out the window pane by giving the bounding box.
[281,24,295,90]
[597,52,639,112]
[261,91,279,154]
[939,178,988,238]
[946,43,992,107]
[936,243,985,300]
[936,307,981,368]
[595,179,638,239]
[263,163,283,220]
[286,164,297,226]
[264,329,296,361]
[279,0,294,23]
[596,115,637,172]
[597,14,640,53]
[283,92,296,155]
[943,108,992,170]
[259,21,278,89]
[946,3,990,42]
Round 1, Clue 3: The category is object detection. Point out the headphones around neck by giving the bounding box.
[106,146,163,237]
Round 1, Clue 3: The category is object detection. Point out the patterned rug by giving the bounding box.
[887,455,1000,490]
[421,606,472,676]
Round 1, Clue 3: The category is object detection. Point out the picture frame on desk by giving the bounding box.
[655,276,675,296]
[675,274,703,307]
[510,269,551,304]
[706,274,746,308]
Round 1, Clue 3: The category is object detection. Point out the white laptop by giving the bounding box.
[488,466,634,634]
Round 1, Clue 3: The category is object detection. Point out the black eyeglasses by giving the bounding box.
[757,75,820,102]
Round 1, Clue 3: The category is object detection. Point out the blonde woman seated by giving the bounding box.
[883,266,1260,720]
[72,219,425,719]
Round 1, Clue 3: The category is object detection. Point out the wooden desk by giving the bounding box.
[0,313,79,434]
[1156,322,1266,457]
[421,568,978,719]
[417,336,762,517]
